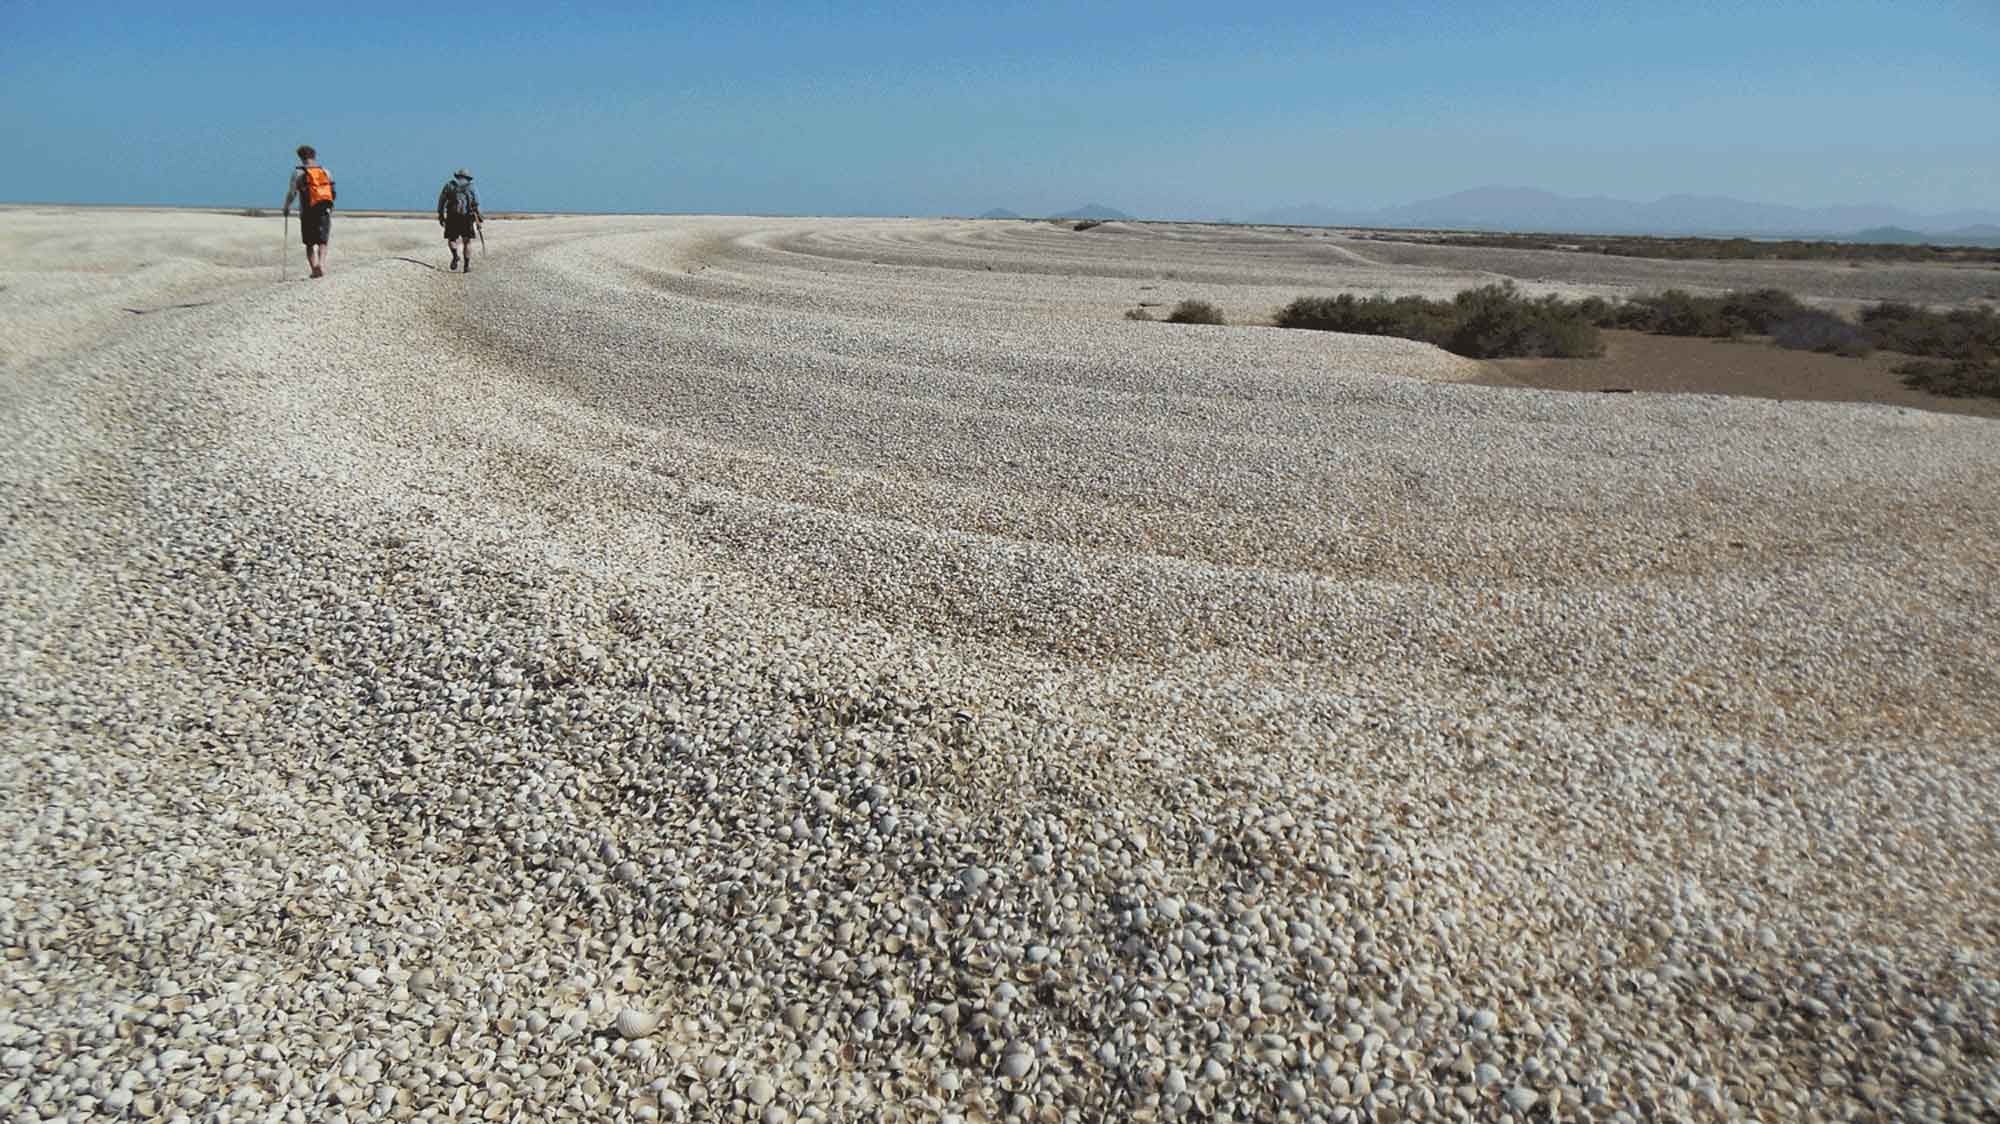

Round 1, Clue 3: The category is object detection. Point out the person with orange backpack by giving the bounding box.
[282,144,336,278]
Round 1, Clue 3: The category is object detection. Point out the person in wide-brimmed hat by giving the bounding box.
[437,168,482,273]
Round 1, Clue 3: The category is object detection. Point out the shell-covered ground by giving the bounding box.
[2,208,1997,1122]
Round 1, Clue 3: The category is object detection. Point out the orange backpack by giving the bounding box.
[299,166,334,207]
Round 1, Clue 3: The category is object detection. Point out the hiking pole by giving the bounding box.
[476,220,485,257]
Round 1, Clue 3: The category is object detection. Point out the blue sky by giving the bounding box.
[2,0,1995,218]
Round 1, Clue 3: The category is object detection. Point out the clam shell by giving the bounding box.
[615,1007,659,1040]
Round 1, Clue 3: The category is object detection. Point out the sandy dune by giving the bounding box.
[3,208,1997,1121]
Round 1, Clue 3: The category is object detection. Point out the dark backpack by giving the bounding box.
[444,180,474,217]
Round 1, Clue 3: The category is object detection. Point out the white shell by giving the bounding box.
[999,1049,1034,1079]
[615,1008,659,1040]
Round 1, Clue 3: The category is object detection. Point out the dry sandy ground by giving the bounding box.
[2,207,1998,1122]
[1478,331,2000,421]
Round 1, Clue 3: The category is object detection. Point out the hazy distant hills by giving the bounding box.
[977,204,1134,222]
[1248,187,2000,244]
[1246,187,2000,245]
[1054,204,1134,221]
[1818,224,2000,247]
[972,191,1999,245]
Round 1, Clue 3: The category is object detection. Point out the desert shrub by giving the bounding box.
[1072,220,1104,232]
[1446,284,1602,358]
[1572,296,1634,328]
[1894,358,2000,398]
[1630,290,1734,336]
[1769,310,1873,356]
[1719,288,1809,333]
[1279,284,1818,356]
[1620,288,1803,337]
[1535,313,1603,357]
[1124,307,1155,321]
[1861,302,2000,361]
[1274,293,1456,343]
[1861,301,1924,326]
[1274,284,1598,357]
[1600,300,1667,330]
[1165,299,1224,325]
[240,207,268,218]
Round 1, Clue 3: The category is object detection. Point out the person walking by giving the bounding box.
[437,169,482,273]
[281,145,335,278]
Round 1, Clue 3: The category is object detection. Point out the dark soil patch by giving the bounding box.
[1473,330,2000,420]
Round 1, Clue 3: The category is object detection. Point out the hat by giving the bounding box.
[454,169,472,180]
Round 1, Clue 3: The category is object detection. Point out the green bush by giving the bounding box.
[1572,296,1626,327]
[1600,300,1667,330]
[1861,301,1924,326]
[1894,359,2000,398]
[1612,288,1810,337]
[1861,302,2000,361]
[1630,290,1734,336]
[1274,283,1599,358]
[1446,284,1603,358]
[1166,299,1224,325]
[1274,292,1457,342]
[1719,288,1809,333]
[1269,282,1953,363]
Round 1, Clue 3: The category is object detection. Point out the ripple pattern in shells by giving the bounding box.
[2,210,1998,1122]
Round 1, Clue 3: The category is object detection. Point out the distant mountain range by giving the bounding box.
[1055,204,1134,221]
[976,204,1134,222]
[1243,187,2000,245]
[971,191,2000,245]
[1848,223,2000,246]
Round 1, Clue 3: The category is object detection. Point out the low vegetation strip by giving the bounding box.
[1861,302,2000,361]
[1894,359,2000,398]
[1598,289,1876,356]
[1274,283,1603,358]
[1267,283,2000,396]
[1606,287,1808,336]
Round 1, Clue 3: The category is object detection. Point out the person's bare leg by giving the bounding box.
[460,238,472,273]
